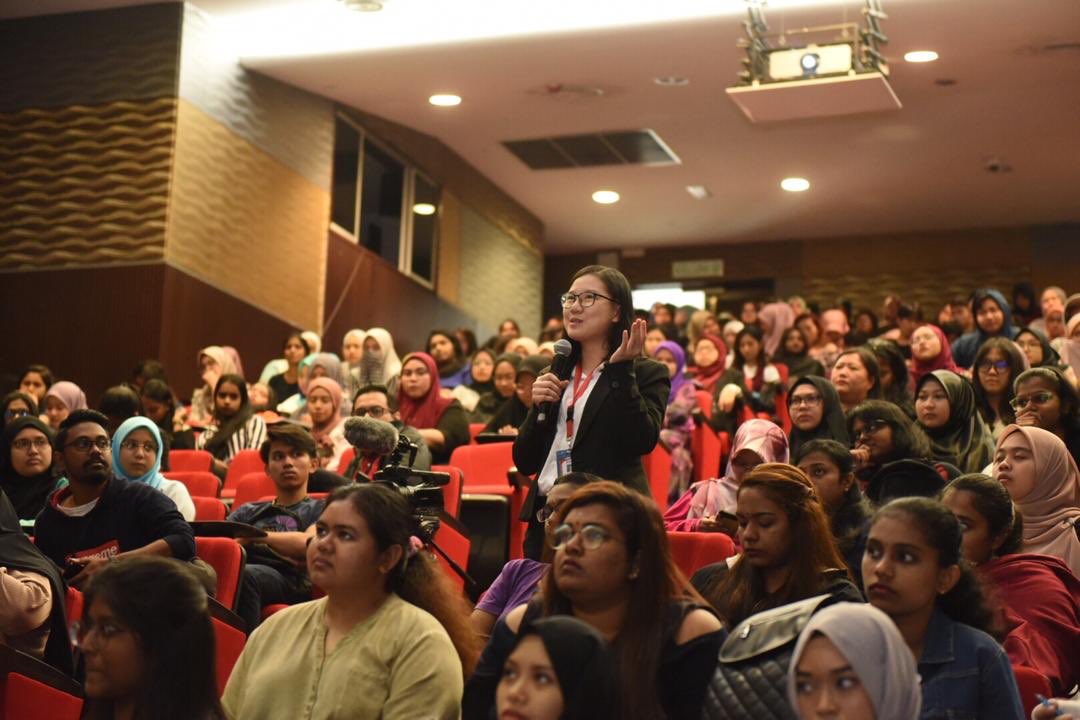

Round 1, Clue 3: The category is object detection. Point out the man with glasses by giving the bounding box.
[342,384,431,481]
[32,409,195,588]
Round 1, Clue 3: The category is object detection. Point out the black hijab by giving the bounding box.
[513,616,618,720]
[1016,326,1064,368]
[0,416,58,523]
[467,348,498,396]
[787,376,850,459]
[916,371,995,474]
[0,490,73,675]
[770,327,826,380]
[866,458,946,506]
[483,355,547,433]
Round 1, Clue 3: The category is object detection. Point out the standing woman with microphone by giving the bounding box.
[514,265,670,558]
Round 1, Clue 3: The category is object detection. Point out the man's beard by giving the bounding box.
[80,460,110,485]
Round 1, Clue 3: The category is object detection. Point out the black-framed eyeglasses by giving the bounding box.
[65,437,110,453]
[977,359,1009,374]
[12,436,50,452]
[551,523,621,550]
[560,291,617,309]
[353,406,389,419]
[853,418,889,443]
[4,408,31,420]
[119,439,157,455]
[536,501,564,524]
[1009,391,1056,412]
[789,394,822,408]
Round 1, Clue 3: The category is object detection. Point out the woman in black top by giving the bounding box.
[267,332,310,406]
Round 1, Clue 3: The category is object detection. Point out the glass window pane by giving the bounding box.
[359,142,404,265]
[411,175,439,282]
[330,117,360,234]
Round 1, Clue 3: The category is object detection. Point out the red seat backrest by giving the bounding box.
[222,450,266,499]
[448,443,516,491]
[429,465,463,518]
[211,616,246,696]
[3,674,83,720]
[232,473,276,509]
[431,521,471,592]
[666,531,736,579]
[1011,665,1052,715]
[64,587,83,626]
[643,444,671,511]
[169,450,213,473]
[336,447,356,475]
[163,470,220,498]
[468,423,485,443]
[195,537,245,611]
[192,496,228,521]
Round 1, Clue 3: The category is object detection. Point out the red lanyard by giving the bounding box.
[566,364,598,440]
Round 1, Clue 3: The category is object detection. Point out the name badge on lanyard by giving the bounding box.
[556,448,573,476]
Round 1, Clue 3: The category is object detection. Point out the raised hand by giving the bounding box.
[609,318,647,364]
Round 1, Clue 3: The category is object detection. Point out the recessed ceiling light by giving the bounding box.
[904,50,939,63]
[654,76,690,86]
[686,185,711,199]
[780,177,810,192]
[428,94,462,107]
[592,190,620,205]
[339,0,384,10]
[412,203,436,216]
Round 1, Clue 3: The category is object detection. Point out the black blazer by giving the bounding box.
[513,357,670,518]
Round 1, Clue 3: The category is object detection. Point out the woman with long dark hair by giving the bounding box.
[79,556,223,720]
[195,374,267,478]
[224,483,479,719]
[17,364,53,408]
[862,497,1023,718]
[847,400,944,501]
[707,325,783,434]
[267,332,310,406]
[770,326,826,383]
[867,339,914,417]
[428,329,472,389]
[514,265,669,558]
[973,337,1027,439]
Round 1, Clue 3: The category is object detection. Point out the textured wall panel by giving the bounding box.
[166,100,328,330]
[178,4,334,191]
[458,206,543,339]
[0,98,175,270]
[0,3,181,113]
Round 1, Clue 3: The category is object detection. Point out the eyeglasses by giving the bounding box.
[789,394,822,408]
[65,437,110,453]
[120,439,157,454]
[977,359,1010,374]
[69,619,129,650]
[1009,391,1056,412]
[853,419,889,443]
[353,406,389,419]
[536,501,564,524]
[4,408,30,420]
[560,291,617,309]
[12,437,50,452]
[551,523,620,550]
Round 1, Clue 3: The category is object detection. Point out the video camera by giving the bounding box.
[373,433,450,544]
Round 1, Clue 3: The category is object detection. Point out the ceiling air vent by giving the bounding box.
[503,129,680,170]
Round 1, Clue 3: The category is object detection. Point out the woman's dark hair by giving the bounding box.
[204,374,253,459]
[973,337,1026,426]
[731,325,766,368]
[943,474,1024,557]
[500,318,522,335]
[872,497,1003,638]
[836,346,883,399]
[1013,367,1080,437]
[544,481,700,720]
[867,339,912,408]
[258,421,317,463]
[427,329,464,362]
[705,464,849,628]
[779,326,809,357]
[853,308,878,330]
[553,471,603,488]
[98,385,141,422]
[456,328,479,357]
[2,391,38,421]
[570,265,635,357]
[284,331,311,355]
[21,364,54,389]
[794,312,824,342]
[139,380,177,432]
[847,400,932,461]
[794,439,873,564]
[325,484,482,677]
[82,556,224,720]
[131,359,168,386]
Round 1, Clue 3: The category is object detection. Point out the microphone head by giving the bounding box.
[344,416,400,456]
[553,339,572,357]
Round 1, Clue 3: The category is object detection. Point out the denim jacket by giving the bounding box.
[917,607,1024,720]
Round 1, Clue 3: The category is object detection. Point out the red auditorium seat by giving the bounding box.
[195,537,246,611]
[192,496,228,521]
[692,391,727,482]
[448,443,527,560]
[208,600,247,693]
[644,444,672,511]
[468,423,485,443]
[429,465,463,518]
[221,450,266,500]
[0,645,83,720]
[64,587,83,626]
[168,449,213,473]
[431,519,472,593]
[163,470,220,498]
[1012,665,1052,716]
[336,447,356,475]
[667,531,736,579]
[232,473,276,509]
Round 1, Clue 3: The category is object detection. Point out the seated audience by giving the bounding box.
[483,354,546,436]
[97,385,141,436]
[111,417,195,521]
[1064,313,1080,380]
[708,325,783,434]
[266,332,310,407]
[129,358,167,392]
[693,464,862,628]
[496,616,618,720]
[397,352,469,464]
[654,340,698,502]
[227,422,325,630]
[428,329,472,389]
[830,346,882,412]
[771,326,826,384]
[1030,285,1067,337]
[195,374,268,477]
[468,348,498,398]
[951,288,1019,369]
[354,327,402,396]
[138,378,194,461]
[847,400,944,498]
[0,491,71,674]
[1,416,62,529]
[973,336,1027,439]
[665,418,788,533]
[2,391,37,428]
[867,339,915,417]
[18,364,54,408]
[304,377,350,470]
[721,321,743,360]
[43,380,87,431]
[224,483,476,719]
[689,334,727,395]
[758,301,796,360]
[33,410,196,589]
[1012,366,1080,466]
[910,323,962,386]
[787,603,920,720]
[344,383,432,478]
[849,307,879,345]
[993,425,1080,576]
[862,497,1023,719]
[942,474,1080,696]
[795,439,873,584]
[189,345,241,427]
[915,370,995,474]
[457,327,479,358]
[78,556,224,720]
[644,324,668,359]
[787,376,850,459]
[818,310,849,372]
[1016,326,1077,383]
[475,352,521,423]
[341,328,366,399]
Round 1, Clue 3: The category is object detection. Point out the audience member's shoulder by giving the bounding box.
[675,608,724,645]
[249,598,324,640]
[503,603,528,634]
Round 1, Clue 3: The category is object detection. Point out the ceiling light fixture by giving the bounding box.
[686,185,711,199]
[654,76,690,86]
[592,190,620,205]
[780,177,810,192]
[904,50,939,63]
[428,94,462,107]
[339,0,385,11]
[412,203,437,215]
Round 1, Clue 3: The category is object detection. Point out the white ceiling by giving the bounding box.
[6,0,1080,253]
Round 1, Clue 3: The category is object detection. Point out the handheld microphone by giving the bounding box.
[344,416,400,456]
[536,339,574,424]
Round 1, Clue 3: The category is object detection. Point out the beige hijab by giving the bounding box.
[995,425,1080,576]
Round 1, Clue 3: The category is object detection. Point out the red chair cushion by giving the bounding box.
[192,496,228,521]
[163,470,220,498]
[667,531,736,578]
[211,616,246,696]
[232,473,276,509]
[168,450,213,473]
[222,450,266,499]
[195,537,245,610]
[3,674,83,720]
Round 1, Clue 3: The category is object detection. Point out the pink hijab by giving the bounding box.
[759,302,797,358]
[995,425,1080,576]
[44,381,87,412]
[687,419,790,519]
[911,324,961,385]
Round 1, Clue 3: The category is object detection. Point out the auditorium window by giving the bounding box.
[359,139,404,267]
[330,116,360,232]
[407,172,440,285]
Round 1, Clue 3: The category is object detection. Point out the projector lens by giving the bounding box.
[800,53,820,73]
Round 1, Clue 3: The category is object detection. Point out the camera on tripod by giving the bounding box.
[373,434,450,544]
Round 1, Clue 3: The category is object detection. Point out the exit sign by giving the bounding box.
[672,259,725,279]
